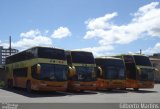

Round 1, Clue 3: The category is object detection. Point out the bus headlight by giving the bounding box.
[137,67,141,73]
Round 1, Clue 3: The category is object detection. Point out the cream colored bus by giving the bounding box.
[65,51,97,91]
[6,46,68,92]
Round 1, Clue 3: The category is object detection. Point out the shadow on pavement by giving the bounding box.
[97,89,128,94]
[1,88,98,97]
[1,87,68,98]
[66,90,98,95]
[126,89,158,93]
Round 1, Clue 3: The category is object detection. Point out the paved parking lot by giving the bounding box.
[0,84,160,103]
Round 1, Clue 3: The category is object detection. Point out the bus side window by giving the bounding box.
[13,68,27,77]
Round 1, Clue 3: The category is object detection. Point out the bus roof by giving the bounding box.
[66,50,93,54]
[6,46,64,58]
[95,56,122,60]
[114,54,147,57]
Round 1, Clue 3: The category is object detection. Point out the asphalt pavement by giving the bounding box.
[0,84,160,103]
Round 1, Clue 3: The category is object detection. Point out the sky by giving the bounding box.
[0,0,160,56]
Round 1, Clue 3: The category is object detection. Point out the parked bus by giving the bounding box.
[117,54,155,90]
[65,50,97,91]
[5,46,68,92]
[149,57,160,83]
[95,57,126,90]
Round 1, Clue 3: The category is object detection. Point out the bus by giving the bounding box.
[118,54,155,90]
[95,57,126,90]
[65,50,97,91]
[149,57,160,83]
[5,46,68,92]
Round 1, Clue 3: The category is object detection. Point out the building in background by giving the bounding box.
[149,53,160,83]
[0,46,18,65]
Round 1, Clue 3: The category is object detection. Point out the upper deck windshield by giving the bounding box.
[134,56,152,67]
[38,47,66,60]
[71,52,95,64]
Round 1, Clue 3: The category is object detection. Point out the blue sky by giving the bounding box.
[0,0,160,56]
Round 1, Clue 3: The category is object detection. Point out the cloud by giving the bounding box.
[0,29,53,50]
[20,29,41,38]
[82,2,160,56]
[85,12,118,30]
[51,27,71,39]
[76,45,114,56]
[0,26,72,50]
[143,42,160,54]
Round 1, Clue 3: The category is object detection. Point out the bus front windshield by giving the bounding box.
[32,64,68,81]
[104,59,125,80]
[139,68,154,81]
[134,56,152,66]
[74,66,96,82]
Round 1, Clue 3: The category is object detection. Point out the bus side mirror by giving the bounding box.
[155,68,159,71]
[97,66,102,77]
[68,66,76,77]
[36,64,41,74]
[154,68,159,74]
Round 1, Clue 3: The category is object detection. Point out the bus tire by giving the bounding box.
[26,81,32,93]
[108,88,113,91]
[7,79,13,89]
[133,88,139,91]
[120,88,126,90]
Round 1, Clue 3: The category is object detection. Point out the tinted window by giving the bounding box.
[31,64,68,81]
[6,48,37,64]
[134,56,152,66]
[139,69,154,81]
[73,66,96,81]
[105,59,124,67]
[13,68,28,77]
[6,47,66,64]
[38,48,66,60]
[96,59,124,67]
[71,51,95,64]
[96,59,125,80]
[123,56,137,79]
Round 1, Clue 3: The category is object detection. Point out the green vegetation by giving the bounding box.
[0,81,5,88]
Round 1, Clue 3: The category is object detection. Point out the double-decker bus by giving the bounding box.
[118,54,155,90]
[149,58,160,83]
[5,46,68,92]
[65,51,97,91]
[95,57,126,90]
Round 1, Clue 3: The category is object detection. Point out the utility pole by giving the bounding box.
[140,49,142,54]
[9,36,11,55]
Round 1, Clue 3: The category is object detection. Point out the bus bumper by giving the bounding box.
[32,81,67,91]
[137,81,154,88]
[96,79,126,90]
[69,81,97,91]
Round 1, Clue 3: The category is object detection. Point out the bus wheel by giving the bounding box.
[26,81,32,93]
[108,89,113,91]
[120,88,126,90]
[133,88,139,91]
[7,79,13,89]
